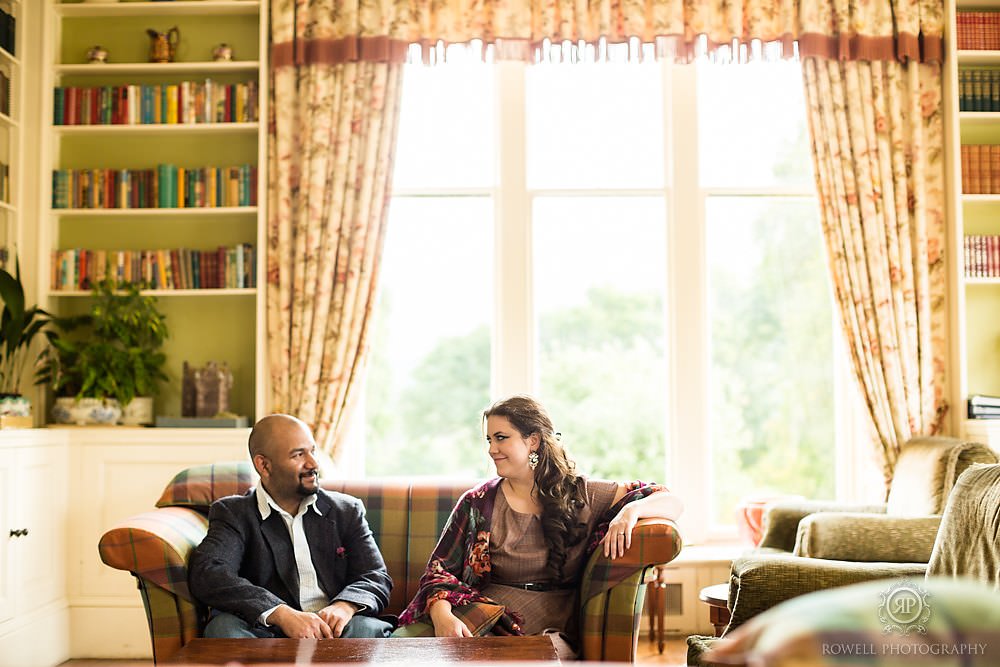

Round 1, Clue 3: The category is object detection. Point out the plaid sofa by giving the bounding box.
[98,462,683,663]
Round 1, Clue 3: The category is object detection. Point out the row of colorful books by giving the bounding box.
[964,235,1000,278]
[957,12,1000,51]
[53,80,259,126]
[960,144,1000,194]
[50,245,257,292]
[0,8,15,57]
[51,164,257,210]
[958,69,1000,112]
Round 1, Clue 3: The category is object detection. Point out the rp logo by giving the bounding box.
[879,580,931,635]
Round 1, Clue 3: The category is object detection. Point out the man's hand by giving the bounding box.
[270,604,334,639]
[317,600,360,638]
[428,599,472,638]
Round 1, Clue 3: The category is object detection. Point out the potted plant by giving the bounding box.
[0,259,51,425]
[40,280,168,425]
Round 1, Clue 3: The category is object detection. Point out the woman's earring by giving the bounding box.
[528,451,539,470]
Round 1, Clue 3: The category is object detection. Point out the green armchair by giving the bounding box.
[687,436,997,666]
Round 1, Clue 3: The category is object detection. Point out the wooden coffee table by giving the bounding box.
[165,636,559,664]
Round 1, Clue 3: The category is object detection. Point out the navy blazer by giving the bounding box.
[188,488,392,624]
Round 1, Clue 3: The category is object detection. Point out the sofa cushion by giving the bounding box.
[156,461,255,510]
[323,479,411,614]
[704,577,1000,666]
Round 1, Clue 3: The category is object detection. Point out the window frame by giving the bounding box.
[371,57,869,544]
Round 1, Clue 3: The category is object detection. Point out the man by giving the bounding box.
[189,414,393,639]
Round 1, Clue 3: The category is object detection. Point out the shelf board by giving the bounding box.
[959,111,1000,126]
[55,122,259,135]
[957,50,1000,66]
[964,277,1000,285]
[52,207,258,217]
[0,113,18,129]
[961,194,1000,203]
[55,61,260,76]
[55,1,260,18]
[958,0,1000,8]
[0,47,19,68]
[49,288,256,297]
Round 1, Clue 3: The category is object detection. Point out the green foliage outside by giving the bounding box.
[708,200,836,524]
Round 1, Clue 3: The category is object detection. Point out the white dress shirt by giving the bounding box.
[256,486,329,624]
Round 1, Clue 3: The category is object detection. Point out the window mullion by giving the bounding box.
[494,61,534,397]
[666,63,711,543]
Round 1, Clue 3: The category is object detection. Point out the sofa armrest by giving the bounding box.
[579,518,682,604]
[758,501,886,551]
[726,553,927,632]
[578,518,682,662]
[794,513,941,562]
[98,506,210,601]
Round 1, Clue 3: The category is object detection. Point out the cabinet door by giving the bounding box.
[13,445,66,612]
[0,452,13,624]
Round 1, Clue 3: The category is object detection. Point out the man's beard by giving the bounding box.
[296,470,319,496]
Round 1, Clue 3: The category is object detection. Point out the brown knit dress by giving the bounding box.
[482,479,619,660]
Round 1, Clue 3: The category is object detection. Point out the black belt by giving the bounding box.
[500,582,576,592]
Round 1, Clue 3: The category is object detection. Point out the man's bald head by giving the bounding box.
[248,414,312,459]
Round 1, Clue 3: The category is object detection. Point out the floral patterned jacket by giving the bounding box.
[397,476,666,630]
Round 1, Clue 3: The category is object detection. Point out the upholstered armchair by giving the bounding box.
[686,436,997,666]
[758,437,997,562]
[690,462,1000,666]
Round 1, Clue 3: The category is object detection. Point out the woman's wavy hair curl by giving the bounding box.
[483,395,588,581]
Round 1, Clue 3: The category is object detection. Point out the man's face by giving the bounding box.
[259,423,320,501]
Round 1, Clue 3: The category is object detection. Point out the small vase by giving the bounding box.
[52,397,122,426]
[120,396,154,426]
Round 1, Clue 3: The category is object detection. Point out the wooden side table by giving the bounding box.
[698,583,732,637]
[646,565,669,654]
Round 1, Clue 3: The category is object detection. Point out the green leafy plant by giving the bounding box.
[38,280,168,406]
[0,259,51,396]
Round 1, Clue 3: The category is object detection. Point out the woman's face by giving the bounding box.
[486,415,537,480]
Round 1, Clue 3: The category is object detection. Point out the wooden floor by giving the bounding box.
[59,635,688,665]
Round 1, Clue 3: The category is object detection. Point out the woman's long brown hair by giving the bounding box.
[484,395,588,581]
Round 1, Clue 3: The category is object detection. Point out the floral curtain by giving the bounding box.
[269,1,403,456]
[802,58,948,487]
[295,0,942,63]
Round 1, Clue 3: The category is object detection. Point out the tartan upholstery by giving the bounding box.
[99,465,683,663]
[156,461,255,509]
[322,479,410,613]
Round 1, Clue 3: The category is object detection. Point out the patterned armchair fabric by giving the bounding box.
[99,462,683,663]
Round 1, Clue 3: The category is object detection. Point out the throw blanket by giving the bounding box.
[927,463,1000,587]
[398,477,665,629]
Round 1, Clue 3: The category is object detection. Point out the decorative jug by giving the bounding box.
[147,26,180,63]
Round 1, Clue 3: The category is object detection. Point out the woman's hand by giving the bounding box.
[429,599,473,637]
[602,505,639,559]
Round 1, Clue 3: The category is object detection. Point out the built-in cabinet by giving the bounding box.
[41,0,269,422]
[0,432,69,667]
[0,0,22,267]
[949,1,1000,444]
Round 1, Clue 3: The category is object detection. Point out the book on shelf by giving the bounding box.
[957,11,1000,50]
[53,80,259,126]
[959,144,1000,194]
[968,394,1000,419]
[50,245,257,292]
[51,163,257,209]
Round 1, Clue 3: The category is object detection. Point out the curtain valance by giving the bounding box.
[270,0,944,66]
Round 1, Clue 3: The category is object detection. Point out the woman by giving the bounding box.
[395,395,683,658]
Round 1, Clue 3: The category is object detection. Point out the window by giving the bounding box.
[365,52,860,541]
